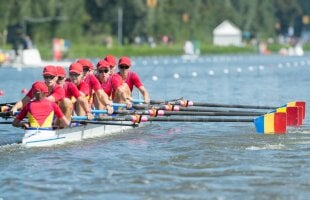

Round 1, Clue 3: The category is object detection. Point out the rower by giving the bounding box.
[56,65,67,84]
[56,65,93,124]
[95,59,132,108]
[68,62,95,118]
[117,56,150,103]
[104,54,117,74]
[11,65,65,113]
[77,58,113,114]
[12,81,69,129]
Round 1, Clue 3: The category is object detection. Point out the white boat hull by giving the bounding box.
[22,123,134,147]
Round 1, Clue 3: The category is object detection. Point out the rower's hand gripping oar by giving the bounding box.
[0,101,17,107]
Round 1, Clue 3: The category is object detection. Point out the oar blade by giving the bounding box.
[254,112,287,134]
[287,101,306,120]
[286,106,299,126]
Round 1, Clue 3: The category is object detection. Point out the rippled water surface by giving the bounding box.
[0,54,310,199]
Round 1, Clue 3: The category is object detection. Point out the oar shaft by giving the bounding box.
[146,116,254,122]
[132,104,271,113]
[191,102,277,109]
[162,111,264,116]
[0,102,16,107]
[73,115,253,123]
[76,121,136,127]
[149,99,279,110]
[0,121,13,124]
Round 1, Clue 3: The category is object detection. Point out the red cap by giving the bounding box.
[96,59,110,69]
[77,58,94,70]
[104,55,117,67]
[32,81,48,94]
[43,65,57,76]
[56,66,66,78]
[69,62,83,74]
[118,56,131,67]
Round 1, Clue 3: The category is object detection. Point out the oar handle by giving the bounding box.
[92,110,108,114]
[0,102,17,107]
[112,103,127,107]
[132,99,145,104]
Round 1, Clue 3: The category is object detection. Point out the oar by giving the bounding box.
[0,120,27,125]
[72,111,287,134]
[73,115,254,123]
[132,104,269,113]
[76,121,137,127]
[91,109,265,116]
[0,111,14,119]
[147,99,306,112]
[0,121,13,125]
[0,102,16,107]
[138,116,254,123]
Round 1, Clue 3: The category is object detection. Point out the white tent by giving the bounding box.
[213,20,242,46]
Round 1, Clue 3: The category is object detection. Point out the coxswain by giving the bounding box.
[12,81,69,129]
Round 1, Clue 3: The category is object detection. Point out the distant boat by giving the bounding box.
[0,48,72,68]
[182,40,200,60]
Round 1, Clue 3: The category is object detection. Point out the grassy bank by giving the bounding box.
[38,43,257,60]
[3,42,309,60]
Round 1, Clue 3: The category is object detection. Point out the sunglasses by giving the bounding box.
[98,69,110,74]
[43,75,56,80]
[69,73,81,78]
[119,65,129,69]
[58,76,65,81]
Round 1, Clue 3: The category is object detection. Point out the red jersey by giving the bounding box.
[118,71,143,91]
[26,84,65,103]
[77,80,90,96]
[84,74,102,93]
[63,81,81,99]
[16,99,64,128]
[100,74,123,97]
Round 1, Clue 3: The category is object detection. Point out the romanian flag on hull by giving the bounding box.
[254,112,287,134]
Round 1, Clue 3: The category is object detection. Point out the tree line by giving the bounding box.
[0,0,309,47]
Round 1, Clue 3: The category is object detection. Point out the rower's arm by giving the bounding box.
[115,84,132,108]
[11,96,31,112]
[77,96,93,119]
[59,116,70,128]
[96,89,113,106]
[138,86,150,104]
[12,118,29,129]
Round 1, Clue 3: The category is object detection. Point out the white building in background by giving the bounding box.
[213,20,242,46]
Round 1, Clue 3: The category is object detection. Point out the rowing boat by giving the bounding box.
[22,122,136,148]
[1,99,306,147]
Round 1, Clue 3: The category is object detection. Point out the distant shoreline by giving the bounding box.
[2,42,309,60]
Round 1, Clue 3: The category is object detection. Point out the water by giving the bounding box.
[0,54,309,199]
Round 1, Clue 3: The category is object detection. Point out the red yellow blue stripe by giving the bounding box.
[254,112,287,134]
